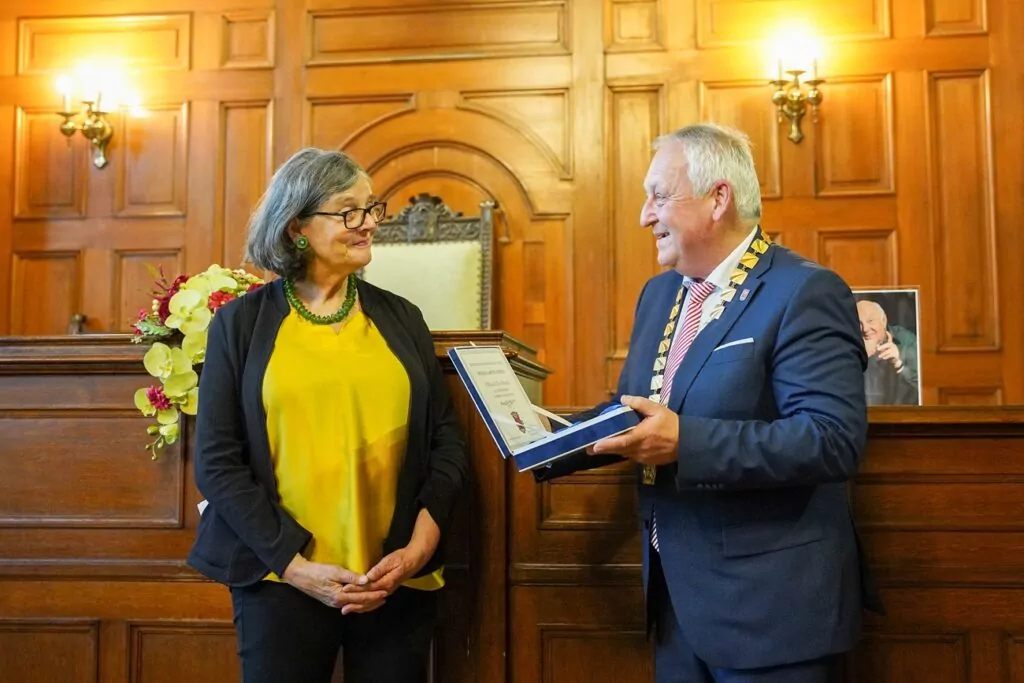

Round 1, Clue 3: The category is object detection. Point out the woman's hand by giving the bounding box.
[352,509,441,601]
[281,555,388,614]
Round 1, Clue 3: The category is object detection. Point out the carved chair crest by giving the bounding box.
[361,193,494,330]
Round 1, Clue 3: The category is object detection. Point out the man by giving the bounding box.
[536,123,882,682]
[857,299,919,405]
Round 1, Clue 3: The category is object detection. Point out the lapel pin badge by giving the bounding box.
[740,288,749,301]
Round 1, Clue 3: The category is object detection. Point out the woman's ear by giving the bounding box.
[285,218,301,242]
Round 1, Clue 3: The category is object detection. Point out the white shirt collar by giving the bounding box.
[683,225,759,291]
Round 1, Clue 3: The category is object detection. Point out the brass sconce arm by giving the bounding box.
[769,70,824,144]
[58,101,113,169]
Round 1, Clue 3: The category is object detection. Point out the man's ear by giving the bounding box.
[710,181,733,222]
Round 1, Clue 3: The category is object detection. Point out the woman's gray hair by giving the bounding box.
[244,147,366,280]
[653,123,762,222]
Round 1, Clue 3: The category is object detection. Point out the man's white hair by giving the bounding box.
[653,123,762,222]
[858,299,888,326]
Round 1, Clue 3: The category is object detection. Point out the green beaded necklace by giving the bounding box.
[283,274,358,325]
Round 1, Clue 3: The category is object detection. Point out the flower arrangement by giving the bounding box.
[130,264,264,457]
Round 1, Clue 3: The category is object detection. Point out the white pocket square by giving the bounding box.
[713,337,754,352]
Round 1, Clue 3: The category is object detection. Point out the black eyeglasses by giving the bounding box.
[311,201,387,230]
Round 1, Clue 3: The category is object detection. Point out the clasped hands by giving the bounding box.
[282,509,440,615]
[588,395,680,466]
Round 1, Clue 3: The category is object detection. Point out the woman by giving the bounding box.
[187,148,468,683]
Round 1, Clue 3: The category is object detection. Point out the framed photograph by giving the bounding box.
[851,288,923,406]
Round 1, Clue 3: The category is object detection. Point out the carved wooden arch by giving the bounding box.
[360,142,565,250]
[340,107,571,218]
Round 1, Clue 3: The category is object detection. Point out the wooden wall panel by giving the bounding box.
[696,0,891,47]
[541,466,638,531]
[14,108,86,219]
[937,386,1003,405]
[511,454,641,586]
[459,89,572,178]
[128,623,239,683]
[0,620,98,683]
[926,70,998,352]
[815,75,894,196]
[307,3,569,65]
[847,633,968,683]
[219,10,274,70]
[1008,638,1024,683]
[115,104,189,217]
[10,251,80,335]
[855,481,1024,529]
[925,0,988,36]
[816,228,897,287]
[0,416,183,527]
[606,0,662,51]
[510,587,651,683]
[16,15,191,74]
[608,85,662,394]
[219,102,272,268]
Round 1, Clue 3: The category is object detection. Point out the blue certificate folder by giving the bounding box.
[447,346,641,472]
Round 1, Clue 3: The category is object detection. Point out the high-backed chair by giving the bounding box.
[360,193,494,330]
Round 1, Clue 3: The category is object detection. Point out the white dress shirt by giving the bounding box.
[673,225,758,343]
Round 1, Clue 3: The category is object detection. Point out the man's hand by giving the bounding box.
[281,555,388,615]
[589,395,679,466]
[876,331,903,371]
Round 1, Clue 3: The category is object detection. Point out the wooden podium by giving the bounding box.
[2,333,1024,683]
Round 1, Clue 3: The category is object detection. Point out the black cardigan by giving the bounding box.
[186,278,468,587]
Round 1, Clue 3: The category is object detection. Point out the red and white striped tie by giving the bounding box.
[651,279,716,554]
[660,280,716,405]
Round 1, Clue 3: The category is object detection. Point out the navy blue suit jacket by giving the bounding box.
[538,244,882,670]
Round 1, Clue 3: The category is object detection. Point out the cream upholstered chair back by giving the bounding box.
[360,193,494,330]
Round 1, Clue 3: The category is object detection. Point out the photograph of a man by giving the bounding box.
[853,289,921,406]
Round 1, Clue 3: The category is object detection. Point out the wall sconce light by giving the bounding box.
[768,35,825,144]
[55,70,119,169]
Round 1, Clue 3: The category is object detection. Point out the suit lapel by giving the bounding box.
[632,274,685,397]
[667,246,776,413]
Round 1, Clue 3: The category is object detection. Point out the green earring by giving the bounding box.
[294,235,309,250]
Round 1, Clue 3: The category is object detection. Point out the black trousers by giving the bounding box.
[650,553,841,683]
[230,580,437,683]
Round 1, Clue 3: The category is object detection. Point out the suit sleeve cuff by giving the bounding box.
[674,415,721,490]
